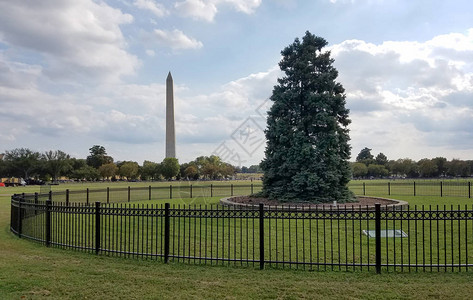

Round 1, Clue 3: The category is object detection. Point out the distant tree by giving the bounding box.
[3,148,41,179]
[204,156,225,179]
[220,163,236,178]
[248,165,262,173]
[161,157,180,180]
[71,158,87,170]
[142,161,160,180]
[43,150,72,182]
[0,156,7,177]
[367,164,389,178]
[446,159,470,177]
[86,145,113,169]
[184,165,198,180]
[356,148,375,165]
[351,162,368,178]
[188,155,232,180]
[432,157,447,177]
[468,160,473,177]
[388,160,401,177]
[70,165,100,181]
[418,158,438,177]
[178,162,189,179]
[375,153,388,165]
[260,32,352,203]
[395,158,419,178]
[202,162,220,180]
[98,163,118,180]
[119,161,139,180]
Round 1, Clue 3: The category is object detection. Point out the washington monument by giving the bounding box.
[166,72,176,158]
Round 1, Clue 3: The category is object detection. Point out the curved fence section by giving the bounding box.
[18,184,261,205]
[10,186,473,273]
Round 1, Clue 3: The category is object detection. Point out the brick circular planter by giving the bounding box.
[220,196,409,211]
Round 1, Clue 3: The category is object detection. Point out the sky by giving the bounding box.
[1,0,473,167]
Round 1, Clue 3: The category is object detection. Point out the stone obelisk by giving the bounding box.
[166,72,176,158]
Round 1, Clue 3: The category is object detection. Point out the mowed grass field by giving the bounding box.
[2,180,473,299]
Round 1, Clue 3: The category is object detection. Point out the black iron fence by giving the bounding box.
[10,191,473,273]
[349,180,472,198]
[13,181,472,207]
[26,184,261,205]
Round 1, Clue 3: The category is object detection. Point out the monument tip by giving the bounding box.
[167,71,172,80]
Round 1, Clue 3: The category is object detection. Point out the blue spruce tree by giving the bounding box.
[260,32,353,203]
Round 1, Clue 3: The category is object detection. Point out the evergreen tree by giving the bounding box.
[375,153,388,165]
[356,147,374,165]
[86,145,113,169]
[260,31,353,203]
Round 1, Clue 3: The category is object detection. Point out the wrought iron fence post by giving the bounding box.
[86,188,89,205]
[190,184,193,198]
[211,184,213,197]
[46,200,52,247]
[128,186,131,202]
[66,189,70,206]
[49,190,53,201]
[440,181,443,197]
[413,182,416,196]
[107,187,110,204]
[375,203,381,274]
[363,182,366,196]
[149,185,152,200]
[231,184,234,196]
[17,198,22,238]
[34,192,39,216]
[251,184,254,195]
[259,203,265,270]
[164,203,170,263]
[388,182,391,196]
[469,182,471,199]
[169,185,172,199]
[95,202,101,255]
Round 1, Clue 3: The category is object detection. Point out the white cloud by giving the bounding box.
[175,0,261,22]
[0,0,139,83]
[0,55,42,89]
[133,0,168,17]
[145,49,156,56]
[175,0,218,22]
[330,29,473,159]
[153,29,203,50]
[225,0,262,14]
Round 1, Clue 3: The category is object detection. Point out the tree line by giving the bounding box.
[352,147,473,178]
[2,145,472,183]
[0,145,237,182]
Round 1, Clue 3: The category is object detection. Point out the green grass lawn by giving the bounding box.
[3,182,473,299]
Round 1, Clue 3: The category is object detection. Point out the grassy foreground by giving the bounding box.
[2,184,473,299]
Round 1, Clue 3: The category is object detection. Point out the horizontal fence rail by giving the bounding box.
[17,184,262,205]
[349,180,472,198]
[10,189,473,273]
